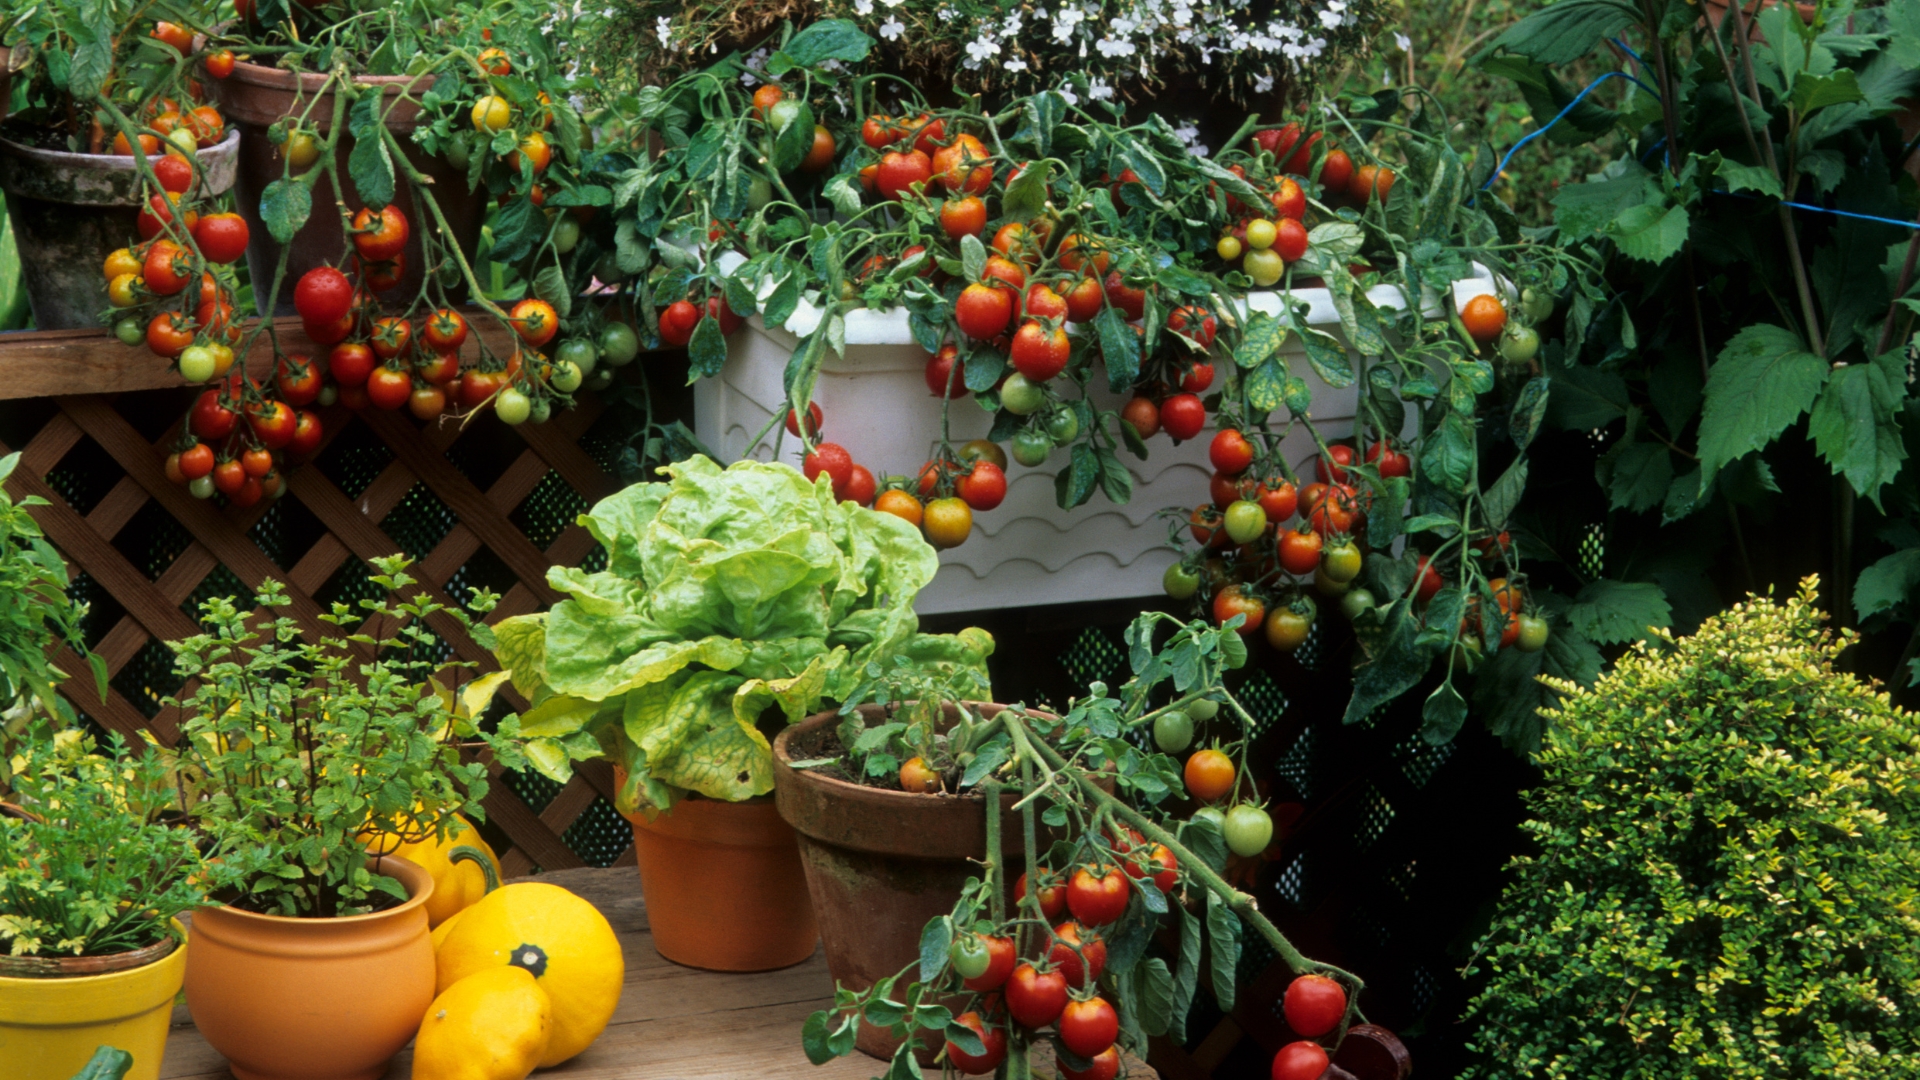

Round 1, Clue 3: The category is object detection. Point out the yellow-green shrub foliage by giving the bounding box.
[1462,580,1920,1078]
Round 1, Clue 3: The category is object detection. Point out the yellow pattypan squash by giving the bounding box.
[435,882,623,1067]
[414,966,553,1080]
[363,814,503,928]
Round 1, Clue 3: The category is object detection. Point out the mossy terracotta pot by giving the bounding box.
[619,787,819,972]
[0,920,187,1080]
[0,129,238,329]
[183,857,434,1080]
[772,703,1072,1060]
[209,59,486,314]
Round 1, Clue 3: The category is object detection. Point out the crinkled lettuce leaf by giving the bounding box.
[493,455,991,812]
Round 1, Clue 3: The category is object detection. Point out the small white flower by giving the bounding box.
[965,38,1002,64]
[1006,58,1030,72]
[1058,84,1080,105]
[1394,31,1412,51]
[854,0,873,12]
[1253,73,1275,93]
[655,15,673,47]
[1088,78,1114,100]
[879,17,906,38]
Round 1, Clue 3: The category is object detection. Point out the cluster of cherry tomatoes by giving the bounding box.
[1270,974,1357,1080]
[787,403,1007,551]
[941,827,1183,1079]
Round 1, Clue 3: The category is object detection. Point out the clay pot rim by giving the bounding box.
[224,55,434,94]
[0,127,238,170]
[773,701,1052,805]
[206,855,431,926]
[0,923,181,979]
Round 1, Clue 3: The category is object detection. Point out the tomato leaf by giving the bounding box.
[1169,904,1202,1042]
[959,233,988,283]
[1234,310,1288,370]
[963,343,1005,393]
[1127,959,1174,1041]
[1095,446,1134,505]
[780,19,874,67]
[770,101,816,173]
[1696,323,1828,491]
[802,1010,839,1065]
[685,315,728,381]
[259,179,311,245]
[1004,160,1050,220]
[346,96,395,211]
[1604,199,1689,265]
[1477,0,1640,66]
[918,915,952,983]
[1096,305,1141,391]
[1102,898,1158,975]
[1419,412,1476,495]
[1282,302,1354,388]
[491,196,541,265]
[1509,376,1552,449]
[1420,679,1468,745]
[1204,890,1241,1011]
[1367,476,1409,548]
[1179,814,1229,875]
[1117,135,1166,195]
[1481,458,1528,530]
[1567,579,1671,644]
[882,1039,923,1079]
[67,38,112,100]
[943,1019,986,1057]
[1345,598,1440,725]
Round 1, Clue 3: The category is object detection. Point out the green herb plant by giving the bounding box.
[490,454,994,813]
[165,555,522,918]
[800,612,1365,1079]
[0,452,104,770]
[1462,579,1920,1076]
[0,725,204,958]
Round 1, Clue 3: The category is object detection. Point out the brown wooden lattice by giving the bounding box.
[0,315,634,877]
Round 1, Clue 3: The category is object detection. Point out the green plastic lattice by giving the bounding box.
[1058,626,1123,689]
[561,797,632,868]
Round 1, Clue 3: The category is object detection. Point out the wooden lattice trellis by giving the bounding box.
[0,316,640,878]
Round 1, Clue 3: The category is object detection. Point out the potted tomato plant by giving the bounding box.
[0,726,206,1080]
[490,453,993,972]
[793,610,1408,1079]
[161,556,523,1080]
[0,0,239,327]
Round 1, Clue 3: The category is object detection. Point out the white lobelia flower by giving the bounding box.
[1253,73,1275,93]
[853,0,873,13]
[879,16,906,38]
[655,15,673,46]
[1087,77,1114,100]
[1394,31,1412,50]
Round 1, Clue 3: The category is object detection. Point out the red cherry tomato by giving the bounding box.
[956,460,1007,511]
[961,935,1015,992]
[293,266,353,324]
[1058,997,1119,1059]
[1015,869,1067,920]
[944,1012,1006,1075]
[1210,429,1255,475]
[1160,393,1207,441]
[1004,964,1068,1029]
[785,401,822,438]
[1066,865,1129,927]
[803,442,855,490]
[1272,1041,1330,1080]
[1047,920,1108,989]
[1282,974,1348,1037]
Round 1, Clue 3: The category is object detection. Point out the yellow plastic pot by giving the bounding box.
[0,920,188,1080]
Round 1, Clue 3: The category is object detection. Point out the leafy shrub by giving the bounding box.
[0,452,102,773]
[1463,580,1920,1077]
[0,726,205,957]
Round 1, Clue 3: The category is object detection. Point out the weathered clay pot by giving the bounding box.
[772,703,1065,1060]
[183,857,434,1080]
[0,920,187,1080]
[0,129,238,329]
[209,59,486,314]
[619,791,819,972]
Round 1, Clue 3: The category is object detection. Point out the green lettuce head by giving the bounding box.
[492,456,993,812]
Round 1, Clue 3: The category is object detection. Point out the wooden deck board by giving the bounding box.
[158,867,1151,1080]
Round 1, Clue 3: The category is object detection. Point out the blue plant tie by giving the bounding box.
[1482,71,1662,191]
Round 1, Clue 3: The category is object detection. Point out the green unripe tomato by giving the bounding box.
[748,175,773,211]
[1223,803,1274,857]
[552,216,581,254]
[949,933,991,980]
[114,317,145,346]
[187,474,215,499]
[1046,407,1080,443]
[597,322,640,367]
[1153,709,1194,754]
[1340,587,1377,622]
[495,387,532,425]
[1243,248,1284,287]
[1499,324,1541,364]
[528,397,553,424]
[1186,698,1219,721]
[593,252,629,286]
[1163,562,1200,600]
[766,99,804,132]
[1244,218,1277,250]
[547,359,584,393]
[585,369,616,392]
[166,128,197,155]
[1520,286,1554,323]
[1012,427,1053,467]
[177,345,216,383]
[443,133,471,170]
[1191,806,1227,832]
[1001,372,1046,416]
[1516,613,1550,652]
[1223,500,1268,545]
[556,336,598,375]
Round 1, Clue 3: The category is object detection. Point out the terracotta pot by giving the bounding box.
[772,703,1068,1061]
[0,920,187,1080]
[620,791,819,972]
[0,129,238,329]
[183,857,435,1080]
[209,59,486,314]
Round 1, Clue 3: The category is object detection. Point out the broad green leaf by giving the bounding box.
[524,737,573,782]
[1790,69,1865,112]
[1246,358,1288,414]
[1420,680,1468,745]
[1567,579,1671,644]
[1205,890,1241,1010]
[346,97,396,211]
[1419,412,1476,495]
[1003,160,1049,220]
[802,1011,838,1065]
[1481,459,1528,529]
[1472,619,1602,754]
[67,39,112,98]
[781,19,874,66]
[1481,54,1618,145]
[491,615,550,696]
[1855,548,1920,620]
[1510,377,1551,449]
[260,179,312,243]
[1596,434,1673,513]
[1808,349,1907,506]
[1170,904,1202,1042]
[1097,305,1141,390]
[1137,957,1176,1036]
[1605,201,1688,265]
[1234,310,1288,369]
[1344,600,1439,724]
[1477,0,1639,67]
[918,916,951,982]
[823,173,862,217]
[1715,158,1783,199]
[67,1047,134,1080]
[1696,324,1828,490]
[1545,363,1628,428]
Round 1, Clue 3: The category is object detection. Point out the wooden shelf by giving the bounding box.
[159,867,1157,1079]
